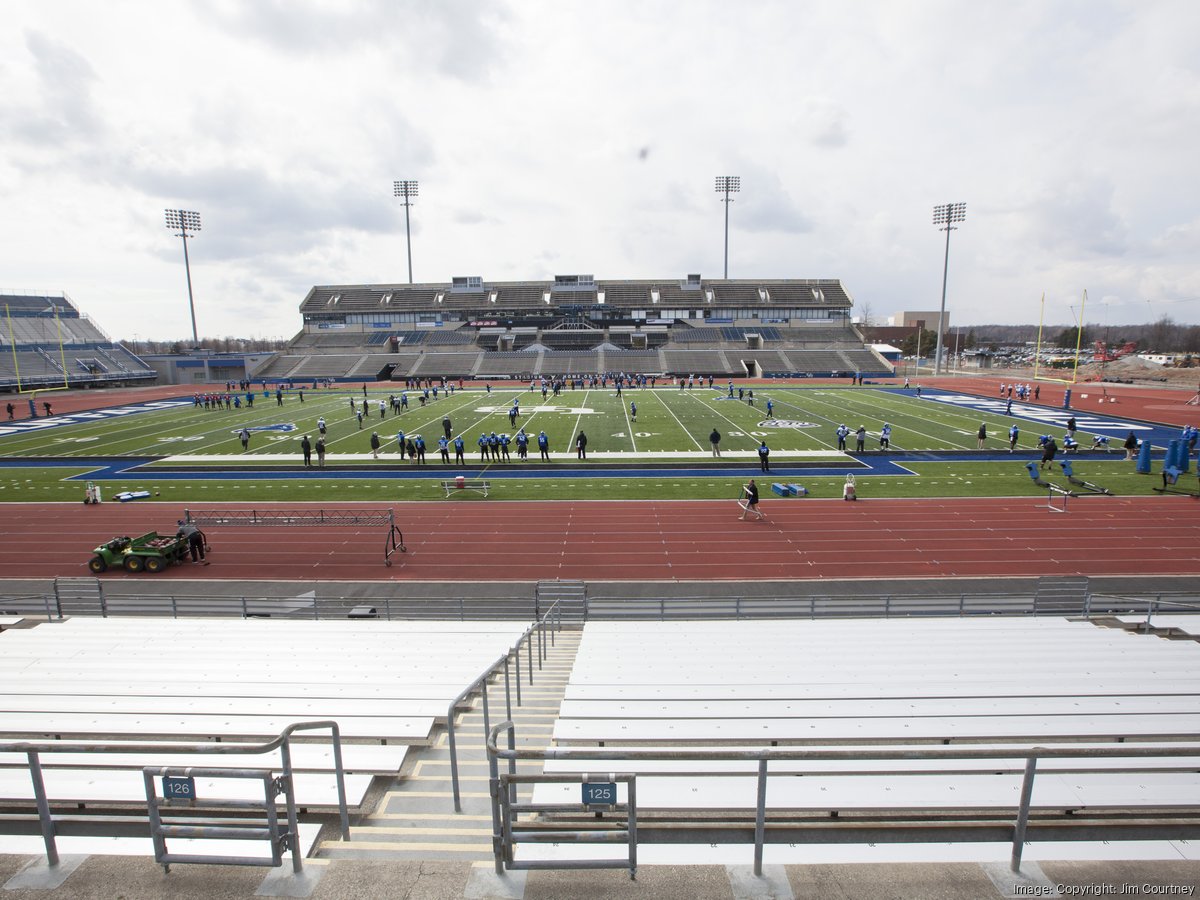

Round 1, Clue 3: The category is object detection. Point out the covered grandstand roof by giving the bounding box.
[298,278,854,315]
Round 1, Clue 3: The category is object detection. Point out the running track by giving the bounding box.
[2,497,1197,583]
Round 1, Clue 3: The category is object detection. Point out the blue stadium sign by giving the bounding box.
[581,782,617,805]
[162,775,196,801]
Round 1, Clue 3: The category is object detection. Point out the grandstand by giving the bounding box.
[256,275,892,382]
[0,293,155,391]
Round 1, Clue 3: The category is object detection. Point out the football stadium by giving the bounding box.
[1,273,1199,899]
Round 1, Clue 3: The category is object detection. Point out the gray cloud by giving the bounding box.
[800,99,850,149]
[734,168,813,235]
[1022,174,1129,258]
[193,0,510,81]
[1,31,102,156]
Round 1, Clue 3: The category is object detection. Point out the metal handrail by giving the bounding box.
[1088,593,1200,630]
[7,584,1200,624]
[446,602,561,811]
[486,722,1200,877]
[1,720,351,871]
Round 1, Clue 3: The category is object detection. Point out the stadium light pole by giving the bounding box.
[164,209,202,346]
[931,202,966,376]
[715,176,740,279]
[393,180,419,284]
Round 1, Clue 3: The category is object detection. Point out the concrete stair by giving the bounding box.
[319,628,582,861]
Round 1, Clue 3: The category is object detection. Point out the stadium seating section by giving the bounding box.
[0,293,154,389]
[0,280,890,389]
[256,277,890,381]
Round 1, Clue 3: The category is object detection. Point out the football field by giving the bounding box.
[0,384,1170,503]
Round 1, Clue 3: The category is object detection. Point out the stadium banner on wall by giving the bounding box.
[371,322,391,328]
[317,323,346,329]
[469,321,499,327]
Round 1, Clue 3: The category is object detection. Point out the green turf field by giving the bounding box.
[0,385,1160,502]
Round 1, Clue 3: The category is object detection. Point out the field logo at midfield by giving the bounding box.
[475,405,598,415]
[230,424,297,434]
[758,419,818,429]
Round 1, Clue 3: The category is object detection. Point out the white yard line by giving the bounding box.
[567,389,591,455]
[621,397,638,453]
[648,389,705,450]
[681,391,765,450]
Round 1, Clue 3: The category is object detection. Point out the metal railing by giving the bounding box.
[1090,594,1200,631]
[5,584,1199,625]
[486,723,1200,877]
[581,592,1090,620]
[446,602,562,811]
[1,720,351,873]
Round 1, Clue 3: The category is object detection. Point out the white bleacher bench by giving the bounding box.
[0,616,23,632]
[441,478,490,498]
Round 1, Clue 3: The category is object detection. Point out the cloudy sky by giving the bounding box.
[2,0,1198,341]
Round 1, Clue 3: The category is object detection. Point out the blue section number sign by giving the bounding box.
[581,782,617,805]
[163,775,196,801]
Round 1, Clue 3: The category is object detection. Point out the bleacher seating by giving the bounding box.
[289,354,365,377]
[477,351,542,377]
[422,330,475,346]
[670,328,722,345]
[0,293,154,387]
[661,349,732,375]
[838,348,888,371]
[276,277,887,380]
[535,618,1200,823]
[409,351,481,377]
[780,349,848,372]
[493,284,548,308]
[603,350,662,373]
[596,284,650,307]
[0,617,529,812]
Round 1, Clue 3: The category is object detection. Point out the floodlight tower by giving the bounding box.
[393,180,419,284]
[164,209,202,346]
[715,176,740,279]
[931,203,966,376]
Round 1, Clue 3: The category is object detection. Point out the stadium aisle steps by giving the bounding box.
[317,628,583,861]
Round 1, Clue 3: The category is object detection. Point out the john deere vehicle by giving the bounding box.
[87,532,190,574]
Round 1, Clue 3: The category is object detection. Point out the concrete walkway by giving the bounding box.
[4,854,1198,899]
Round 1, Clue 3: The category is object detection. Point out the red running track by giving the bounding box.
[1,497,1197,583]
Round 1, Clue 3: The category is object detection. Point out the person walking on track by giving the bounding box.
[739,479,764,521]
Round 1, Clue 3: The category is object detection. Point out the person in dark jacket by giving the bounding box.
[739,479,763,521]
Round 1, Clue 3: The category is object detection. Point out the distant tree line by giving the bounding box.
[969,316,1200,353]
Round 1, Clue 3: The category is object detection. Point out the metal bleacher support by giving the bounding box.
[489,722,638,880]
[6,721,350,875]
[488,722,1200,879]
[144,766,293,873]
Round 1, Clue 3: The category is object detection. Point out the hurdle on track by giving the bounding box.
[183,508,406,566]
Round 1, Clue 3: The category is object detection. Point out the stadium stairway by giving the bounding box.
[317,627,582,862]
